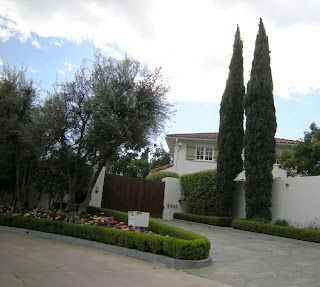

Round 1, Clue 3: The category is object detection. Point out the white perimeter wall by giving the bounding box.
[232,176,320,228]
[162,177,187,220]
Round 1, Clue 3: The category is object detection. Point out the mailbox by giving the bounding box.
[128,211,150,228]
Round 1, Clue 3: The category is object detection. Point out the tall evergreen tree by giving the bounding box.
[244,18,277,221]
[215,25,245,216]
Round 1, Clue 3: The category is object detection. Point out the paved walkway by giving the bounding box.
[163,219,320,287]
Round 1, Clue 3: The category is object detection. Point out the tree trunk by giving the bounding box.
[64,163,80,222]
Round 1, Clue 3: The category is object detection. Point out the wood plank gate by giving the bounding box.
[101,174,165,217]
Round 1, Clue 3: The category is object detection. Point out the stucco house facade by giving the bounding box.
[150,133,297,179]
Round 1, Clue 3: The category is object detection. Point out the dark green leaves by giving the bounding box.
[216,25,245,216]
[244,19,277,221]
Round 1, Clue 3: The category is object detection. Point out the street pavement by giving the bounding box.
[0,230,230,287]
[2,219,320,287]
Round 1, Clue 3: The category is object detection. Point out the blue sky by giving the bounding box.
[1,0,320,149]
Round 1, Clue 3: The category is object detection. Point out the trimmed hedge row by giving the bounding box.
[0,207,210,260]
[145,171,180,182]
[232,219,320,243]
[174,213,234,227]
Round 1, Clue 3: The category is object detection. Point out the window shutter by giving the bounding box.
[186,145,195,160]
[214,147,219,161]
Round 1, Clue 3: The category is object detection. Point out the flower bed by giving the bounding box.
[0,206,211,260]
[0,206,160,236]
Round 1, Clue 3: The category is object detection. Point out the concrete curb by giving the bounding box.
[0,225,212,269]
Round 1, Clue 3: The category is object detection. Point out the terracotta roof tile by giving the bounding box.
[166,132,219,140]
[149,164,174,174]
[166,132,298,145]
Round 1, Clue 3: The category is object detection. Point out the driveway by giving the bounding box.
[162,219,320,287]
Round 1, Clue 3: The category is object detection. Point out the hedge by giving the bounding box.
[0,206,210,260]
[174,213,234,227]
[232,218,320,243]
[145,171,180,182]
[180,170,217,215]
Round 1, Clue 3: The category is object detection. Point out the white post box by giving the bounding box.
[128,211,150,232]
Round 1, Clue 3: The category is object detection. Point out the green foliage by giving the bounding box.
[41,48,173,218]
[279,123,320,176]
[251,217,271,224]
[174,213,234,227]
[216,26,245,216]
[145,171,180,182]
[274,219,289,227]
[0,206,210,260]
[180,170,217,216]
[243,19,277,221]
[0,62,43,209]
[232,218,320,243]
[149,144,172,170]
[109,144,172,179]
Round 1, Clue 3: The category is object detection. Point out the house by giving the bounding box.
[150,133,297,179]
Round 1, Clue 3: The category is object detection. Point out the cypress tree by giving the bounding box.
[215,25,245,216]
[243,18,277,221]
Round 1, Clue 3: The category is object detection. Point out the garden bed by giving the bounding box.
[0,206,210,260]
[232,218,320,243]
[174,212,234,227]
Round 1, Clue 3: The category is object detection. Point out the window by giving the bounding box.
[196,146,213,161]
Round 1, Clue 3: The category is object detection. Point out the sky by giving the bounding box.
[1,0,320,150]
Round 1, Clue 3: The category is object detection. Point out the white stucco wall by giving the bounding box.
[162,139,291,178]
[89,167,106,208]
[166,139,217,176]
[232,176,320,228]
[162,177,187,220]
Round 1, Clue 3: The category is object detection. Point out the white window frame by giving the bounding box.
[196,146,213,161]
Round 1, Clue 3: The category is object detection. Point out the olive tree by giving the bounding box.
[43,49,172,221]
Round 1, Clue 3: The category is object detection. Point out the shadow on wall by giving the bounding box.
[232,176,320,228]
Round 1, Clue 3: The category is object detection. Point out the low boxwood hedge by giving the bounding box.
[232,218,320,243]
[174,212,234,227]
[0,206,210,260]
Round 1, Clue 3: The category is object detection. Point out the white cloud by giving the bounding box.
[58,70,65,75]
[64,58,78,72]
[1,0,320,103]
[32,38,40,49]
[29,67,40,73]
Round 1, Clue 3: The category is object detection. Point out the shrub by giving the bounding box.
[0,206,210,260]
[180,170,217,215]
[274,219,289,227]
[251,217,271,224]
[231,218,320,243]
[174,213,234,227]
[145,171,180,182]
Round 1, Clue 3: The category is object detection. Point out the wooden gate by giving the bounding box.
[101,174,165,217]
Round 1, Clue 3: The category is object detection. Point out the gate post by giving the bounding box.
[89,167,106,207]
[162,177,187,220]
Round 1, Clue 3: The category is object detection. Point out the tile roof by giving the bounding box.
[166,133,298,145]
[149,164,174,174]
[166,132,219,140]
